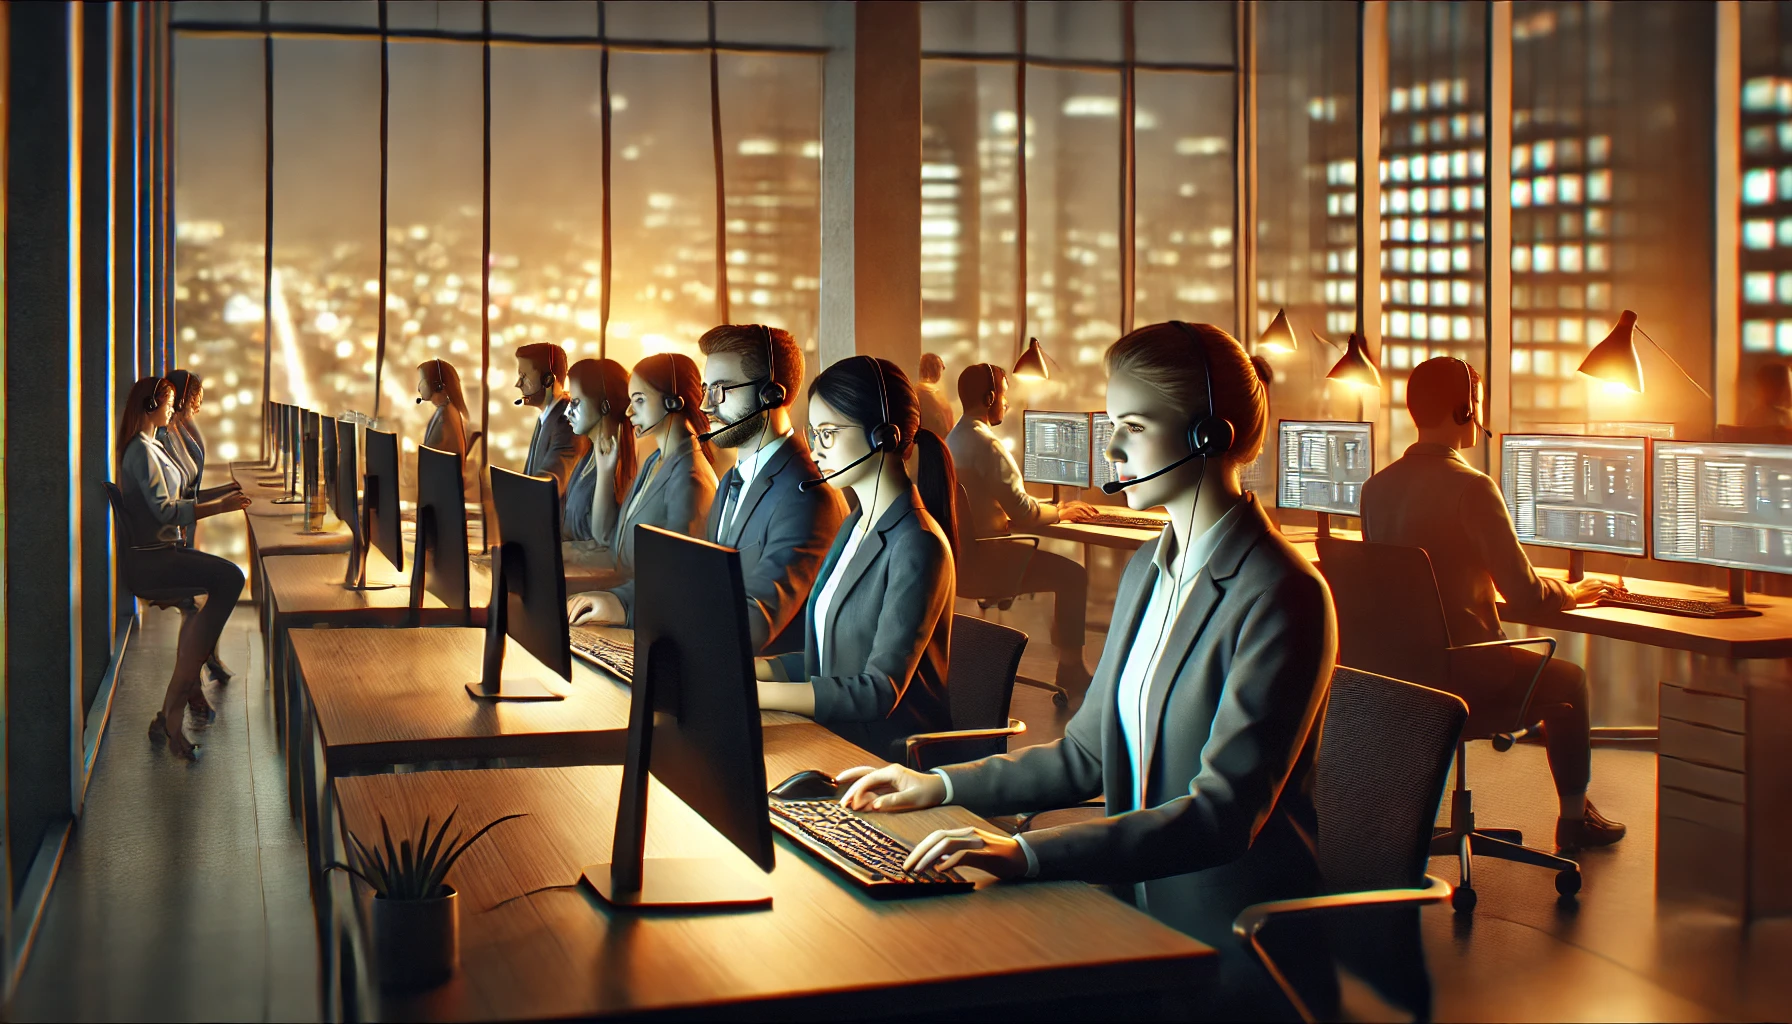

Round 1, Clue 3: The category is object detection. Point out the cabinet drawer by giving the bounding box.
[1660,718,1746,772]
[1660,684,1745,733]
[1660,755,1746,805]
[1661,785,1745,836]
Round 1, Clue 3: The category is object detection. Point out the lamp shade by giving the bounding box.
[1576,310,1644,393]
[1257,308,1297,354]
[1013,337,1050,381]
[1326,332,1382,389]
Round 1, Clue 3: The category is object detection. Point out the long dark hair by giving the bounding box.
[118,376,175,463]
[810,356,958,556]
[634,352,716,466]
[418,358,471,419]
[567,357,640,504]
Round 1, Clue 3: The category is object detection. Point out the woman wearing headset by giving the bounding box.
[118,376,252,760]
[838,324,1337,1012]
[158,370,245,684]
[754,356,957,759]
[560,357,640,567]
[417,358,480,501]
[601,352,716,574]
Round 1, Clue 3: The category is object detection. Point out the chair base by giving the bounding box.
[1431,781,1579,912]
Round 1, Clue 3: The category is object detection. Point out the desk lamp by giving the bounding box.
[1013,337,1051,381]
[1257,308,1297,354]
[1576,310,1711,399]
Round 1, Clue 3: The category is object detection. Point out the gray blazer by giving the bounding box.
[119,434,196,546]
[939,494,1334,947]
[523,396,581,496]
[157,425,199,497]
[771,488,954,759]
[610,436,847,654]
[608,429,716,572]
[423,402,470,457]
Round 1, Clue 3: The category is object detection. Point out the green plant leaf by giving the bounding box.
[428,813,526,897]
[380,814,400,894]
[324,861,383,897]
[419,808,459,883]
[399,839,416,899]
[348,832,391,896]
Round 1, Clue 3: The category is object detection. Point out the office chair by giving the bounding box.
[103,482,207,610]
[1232,667,1464,1024]
[952,483,1071,708]
[904,614,1029,771]
[1316,536,1581,912]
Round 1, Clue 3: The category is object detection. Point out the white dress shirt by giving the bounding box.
[810,516,871,668]
[724,430,790,531]
[934,499,1248,878]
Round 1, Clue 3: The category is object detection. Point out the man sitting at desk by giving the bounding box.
[567,324,847,655]
[946,363,1098,691]
[1360,356,1625,852]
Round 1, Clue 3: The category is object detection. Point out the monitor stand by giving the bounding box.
[1730,568,1748,606]
[584,647,770,910]
[463,545,564,702]
[342,504,397,592]
[1316,511,1332,539]
[1565,550,1586,583]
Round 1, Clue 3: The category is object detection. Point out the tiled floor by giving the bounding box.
[11,604,318,1023]
[13,566,1791,1021]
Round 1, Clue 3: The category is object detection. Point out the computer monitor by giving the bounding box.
[1653,441,1792,575]
[321,415,340,518]
[273,407,306,504]
[1092,413,1119,491]
[467,466,570,701]
[1500,434,1647,558]
[1276,420,1374,515]
[1022,410,1093,488]
[363,428,404,572]
[336,419,392,592]
[409,444,470,623]
[584,525,774,910]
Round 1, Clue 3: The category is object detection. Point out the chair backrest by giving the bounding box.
[1316,667,1467,893]
[103,480,145,550]
[1315,536,1453,689]
[946,613,1027,733]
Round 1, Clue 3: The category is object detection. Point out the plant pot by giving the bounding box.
[372,886,459,991]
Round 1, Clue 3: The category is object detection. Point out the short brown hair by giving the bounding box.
[1104,322,1269,466]
[697,324,802,409]
[919,352,945,384]
[1405,356,1479,429]
[514,342,569,383]
[957,363,1006,410]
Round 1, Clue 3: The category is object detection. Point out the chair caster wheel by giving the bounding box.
[1556,869,1581,897]
[1452,886,1477,912]
[1052,690,1069,709]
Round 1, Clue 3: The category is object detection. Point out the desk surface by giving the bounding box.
[1498,569,1792,660]
[333,740,1211,1020]
[291,627,810,771]
[246,510,353,555]
[1023,507,1169,550]
[264,546,451,623]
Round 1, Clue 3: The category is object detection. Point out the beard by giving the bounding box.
[709,408,766,450]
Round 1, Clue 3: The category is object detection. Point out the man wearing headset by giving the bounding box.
[946,363,1099,691]
[567,324,846,655]
[1359,356,1626,852]
[515,342,582,497]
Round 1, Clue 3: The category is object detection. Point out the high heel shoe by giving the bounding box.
[205,653,234,685]
[149,712,199,761]
[186,685,217,725]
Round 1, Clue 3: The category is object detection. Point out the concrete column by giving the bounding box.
[1485,2,1513,477]
[79,0,117,724]
[819,1,921,374]
[5,0,86,894]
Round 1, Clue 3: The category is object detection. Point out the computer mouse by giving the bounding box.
[770,769,840,801]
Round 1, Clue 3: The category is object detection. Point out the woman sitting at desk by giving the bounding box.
[601,352,716,574]
[119,376,252,761]
[755,356,957,760]
[417,358,481,501]
[560,357,639,567]
[837,324,1336,1011]
[159,370,246,684]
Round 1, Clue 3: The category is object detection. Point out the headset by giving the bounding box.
[698,324,786,443]
[417,358,447,405]
[145,376,170,413]
[798,356,901,493]
[1101,321,1234,495]
[659,355,687,413]
[1448,356,1493,438]
[512,351,562,406]
[173,372,198,413]
[985,362,999,410]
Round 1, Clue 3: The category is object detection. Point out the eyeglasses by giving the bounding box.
[806,425,844,451]
[702,380,757,407]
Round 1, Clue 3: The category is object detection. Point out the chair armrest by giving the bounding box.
[904,719,1026,770]
[1445,635,1557,743]
[1230,875,1453,1024]
[1448,636,1557,654]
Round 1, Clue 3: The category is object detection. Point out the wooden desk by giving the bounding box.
[244,512,352,602]
[1496,568,1792,660]
[328,737,1213,1020]
[287,626,809,875]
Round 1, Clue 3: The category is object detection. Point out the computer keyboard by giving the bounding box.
[769,799,973,897]
[569,627,634,680]
[1596,589,1758,619]
[1079,512,1167,531]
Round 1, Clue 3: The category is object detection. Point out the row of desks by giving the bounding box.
[228,460,1215,1021]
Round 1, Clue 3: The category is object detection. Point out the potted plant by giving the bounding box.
[330,808,524,991]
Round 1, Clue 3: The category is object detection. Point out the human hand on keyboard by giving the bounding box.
[837,764,946,813]
[904,826,1027,880]
[1054,500,1098,524]
[1569,577,1618,607]
[567,590,624,626]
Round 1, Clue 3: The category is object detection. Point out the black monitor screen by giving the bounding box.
[364,429,403,571]
[322,416,340,517]
[1022,411,1092,488]
[1501,434,1646,557]
[414,444,469,612]
[335,419,359,527]
[489,467,571,682]
[1653,441,1792,574]
[1277,420,1373,515]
